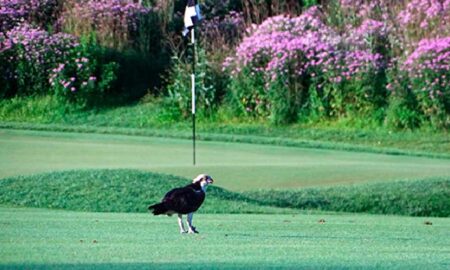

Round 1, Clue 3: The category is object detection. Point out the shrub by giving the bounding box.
[397,0,450,42]
[226,7,342,123]
[0,0,60,32]
[59,0,166,99]
[0,24,119,107]
[60,0,153,50]
[227,66,269,118]
[0,23,78,97]
[402,37,450,128]
[165,47,216,117]
[199,10,246,53]
[49,36,119,108]
[225,6,388,123]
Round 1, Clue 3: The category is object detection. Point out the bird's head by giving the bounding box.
[192,174,214,191]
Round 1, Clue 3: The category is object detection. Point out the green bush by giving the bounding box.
[410,69,450,128]
[332,70,388,119]
[227,67,269,118]
[384,69,422,129]
[49,36,119,108]
[269,72,309,124]
[165,47,217,117]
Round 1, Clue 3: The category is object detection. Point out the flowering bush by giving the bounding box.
[397,0,450,41]
[402,37,450,127]
[60,0,152,49]
[344,18,389,52]
[199,11,246,52]
[0,24,118,107]
[0,23,78,96]
[339,0,392,21]
[225,7,341,122]
[335,0,449,127]
[225,6,387,123]
[49,38,118,108]
[0,0,60,32]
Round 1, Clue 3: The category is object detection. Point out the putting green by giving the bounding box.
[1,129,449,191]
[0,207,449,269]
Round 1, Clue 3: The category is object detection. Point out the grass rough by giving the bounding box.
[0,169,290,214]
[244,178,450,217]
[0,169,448,217]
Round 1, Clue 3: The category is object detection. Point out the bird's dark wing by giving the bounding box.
[162,186,205,214]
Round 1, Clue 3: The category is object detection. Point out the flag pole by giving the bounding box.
[191,28,196,166]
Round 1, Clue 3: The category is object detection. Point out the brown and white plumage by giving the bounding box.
[148,174,214,233]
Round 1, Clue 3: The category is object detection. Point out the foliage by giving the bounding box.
[384,67,422,129]
[49,36,119,108]
[225,6,387,123]
[0,24,118,107]
[199,10,246,53]
[60,0,152,50]
[397,0,450,42]
[227,66,269,118]
[165,46,216,117]
[0,0,60,32]
[1,0,450,130]
[401,37,450,128]
[0,23,78,97]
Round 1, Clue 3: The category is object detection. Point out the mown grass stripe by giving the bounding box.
[1,122,449,159]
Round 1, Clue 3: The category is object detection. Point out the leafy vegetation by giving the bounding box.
[1,0,449,130]
[0,169,448,217]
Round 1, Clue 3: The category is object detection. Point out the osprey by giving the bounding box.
[148,174,214,234]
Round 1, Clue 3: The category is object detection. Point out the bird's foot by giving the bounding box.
[188,227,199,234]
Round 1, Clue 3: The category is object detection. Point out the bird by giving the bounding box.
[148,174,214,234]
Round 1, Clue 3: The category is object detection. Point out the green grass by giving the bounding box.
[1,96,449,156]
[1,207,449,269]
[244,177,450,217]
[0,169,291,214]
[1,129,450,191]
[0,169,448,216]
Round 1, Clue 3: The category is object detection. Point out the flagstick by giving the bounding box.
[191,28,196,166]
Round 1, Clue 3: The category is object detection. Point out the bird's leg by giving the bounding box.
[186,213,198,233]
[178,214,187,234]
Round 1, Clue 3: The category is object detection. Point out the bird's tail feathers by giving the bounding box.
[148,203,167,215]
